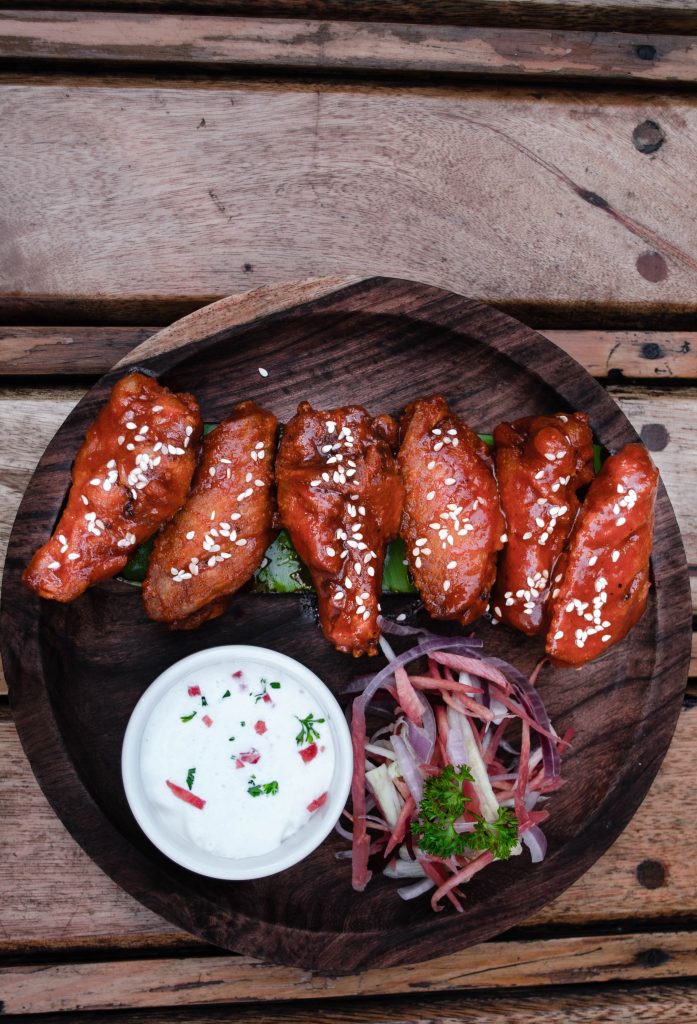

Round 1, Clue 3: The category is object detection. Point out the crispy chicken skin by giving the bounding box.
[23,372,201,602]
[276,402,403,657]
[143,401,278,630]
[398,396,505,625]
[545,443,658,667]
[492,413,594,634]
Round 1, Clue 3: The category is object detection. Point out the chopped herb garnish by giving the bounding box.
[201,695,208,707]
[186,767,196,791]
[247,775,279,797]
[410,765,519,860]
[222,690,231,698]
[295,713,325,746]
[180,711,197,723]
[240,721,246,726]
[252,678,276,703]
[228,736,235,741]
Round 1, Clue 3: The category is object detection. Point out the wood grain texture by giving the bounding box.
[2,705,697,953]
[8,0,697,36]
[3,82,697,318]
[0,280,691,974]
[3,327,697,379]
[11,984,697,1024]
[4,930,697,1014]
[0,382,695,698]
[4,12,697,85]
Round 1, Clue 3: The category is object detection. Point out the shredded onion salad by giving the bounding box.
[339,618,572,913]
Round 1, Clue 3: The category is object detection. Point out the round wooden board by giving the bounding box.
[1,277,692,973]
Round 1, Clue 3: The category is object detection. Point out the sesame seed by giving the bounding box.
[500,533,508,543]
[67,552,80,561]
[447,560,457,569]
[326,421,336,434]
[89,478,100,486]
[48,561,61,570]
[534,470,544,480]
[544,453,555,462]
[310,480,320,487]
[602,634,611,642]
[612,550,620,562]
[344,577,352,589]
[535,517,545,528]
[447,429,458,436]
[152,405,163,413]
[616,516,626,526]
[522,531,533,540]
[186,531,195,540]
[432,428,442,436]
[415,557,422,568]
[433,442,444,452]
[126,422,136,430]
[426,491,435,501]
[258,367,268,377]
[427,460,436,470]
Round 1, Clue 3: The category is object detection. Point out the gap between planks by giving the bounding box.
[8,0,697,36]
[3,12,697,85]
[3,930,697,1013]
[1,327,696,378]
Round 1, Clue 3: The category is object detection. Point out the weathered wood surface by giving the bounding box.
[0,383,694,701]
[3,82,697,320]
[12,984,697,1024]
[8,0,697,36]
[4,12,697,85]
[2,705,696,956]
[3,929,697,1014]
[2,326,697,378]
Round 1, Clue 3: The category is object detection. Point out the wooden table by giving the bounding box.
[2,1,697,1018]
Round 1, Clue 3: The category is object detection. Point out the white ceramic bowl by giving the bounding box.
[122,645,353,879]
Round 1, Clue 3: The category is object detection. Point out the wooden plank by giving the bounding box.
[5,12,697,85]
[8,0,697,36]
[2,326,697,378]
[3,930,697,1013]
[1,699,696,953]
[3,83,697,319]
[17,984,697,1024]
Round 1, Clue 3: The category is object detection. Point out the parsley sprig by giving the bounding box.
[410,765,519,860]
[295,713,325,746]
[247,776,279,797]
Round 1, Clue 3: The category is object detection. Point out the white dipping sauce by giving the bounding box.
[140,659,335,860]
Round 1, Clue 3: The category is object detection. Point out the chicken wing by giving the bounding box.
[545,443,658,667]
[23,372,201,602]
[276,402,403,657]
[398,396,505,625]
[492,413,594,634]
[142,401,278,629]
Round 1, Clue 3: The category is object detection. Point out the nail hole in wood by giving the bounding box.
[632,120,665,154]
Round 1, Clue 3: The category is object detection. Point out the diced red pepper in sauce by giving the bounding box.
[202,714,213,727]
[262,694,272,704]
[166,779,206,809]
[235,748,261,768]
[188,685,201,696]
[307,791,328,813]
[254,720,267,735]
[232,670,243,679]
[299,742,318,763]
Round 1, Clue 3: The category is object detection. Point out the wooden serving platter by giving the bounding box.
[0,276,691,974]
